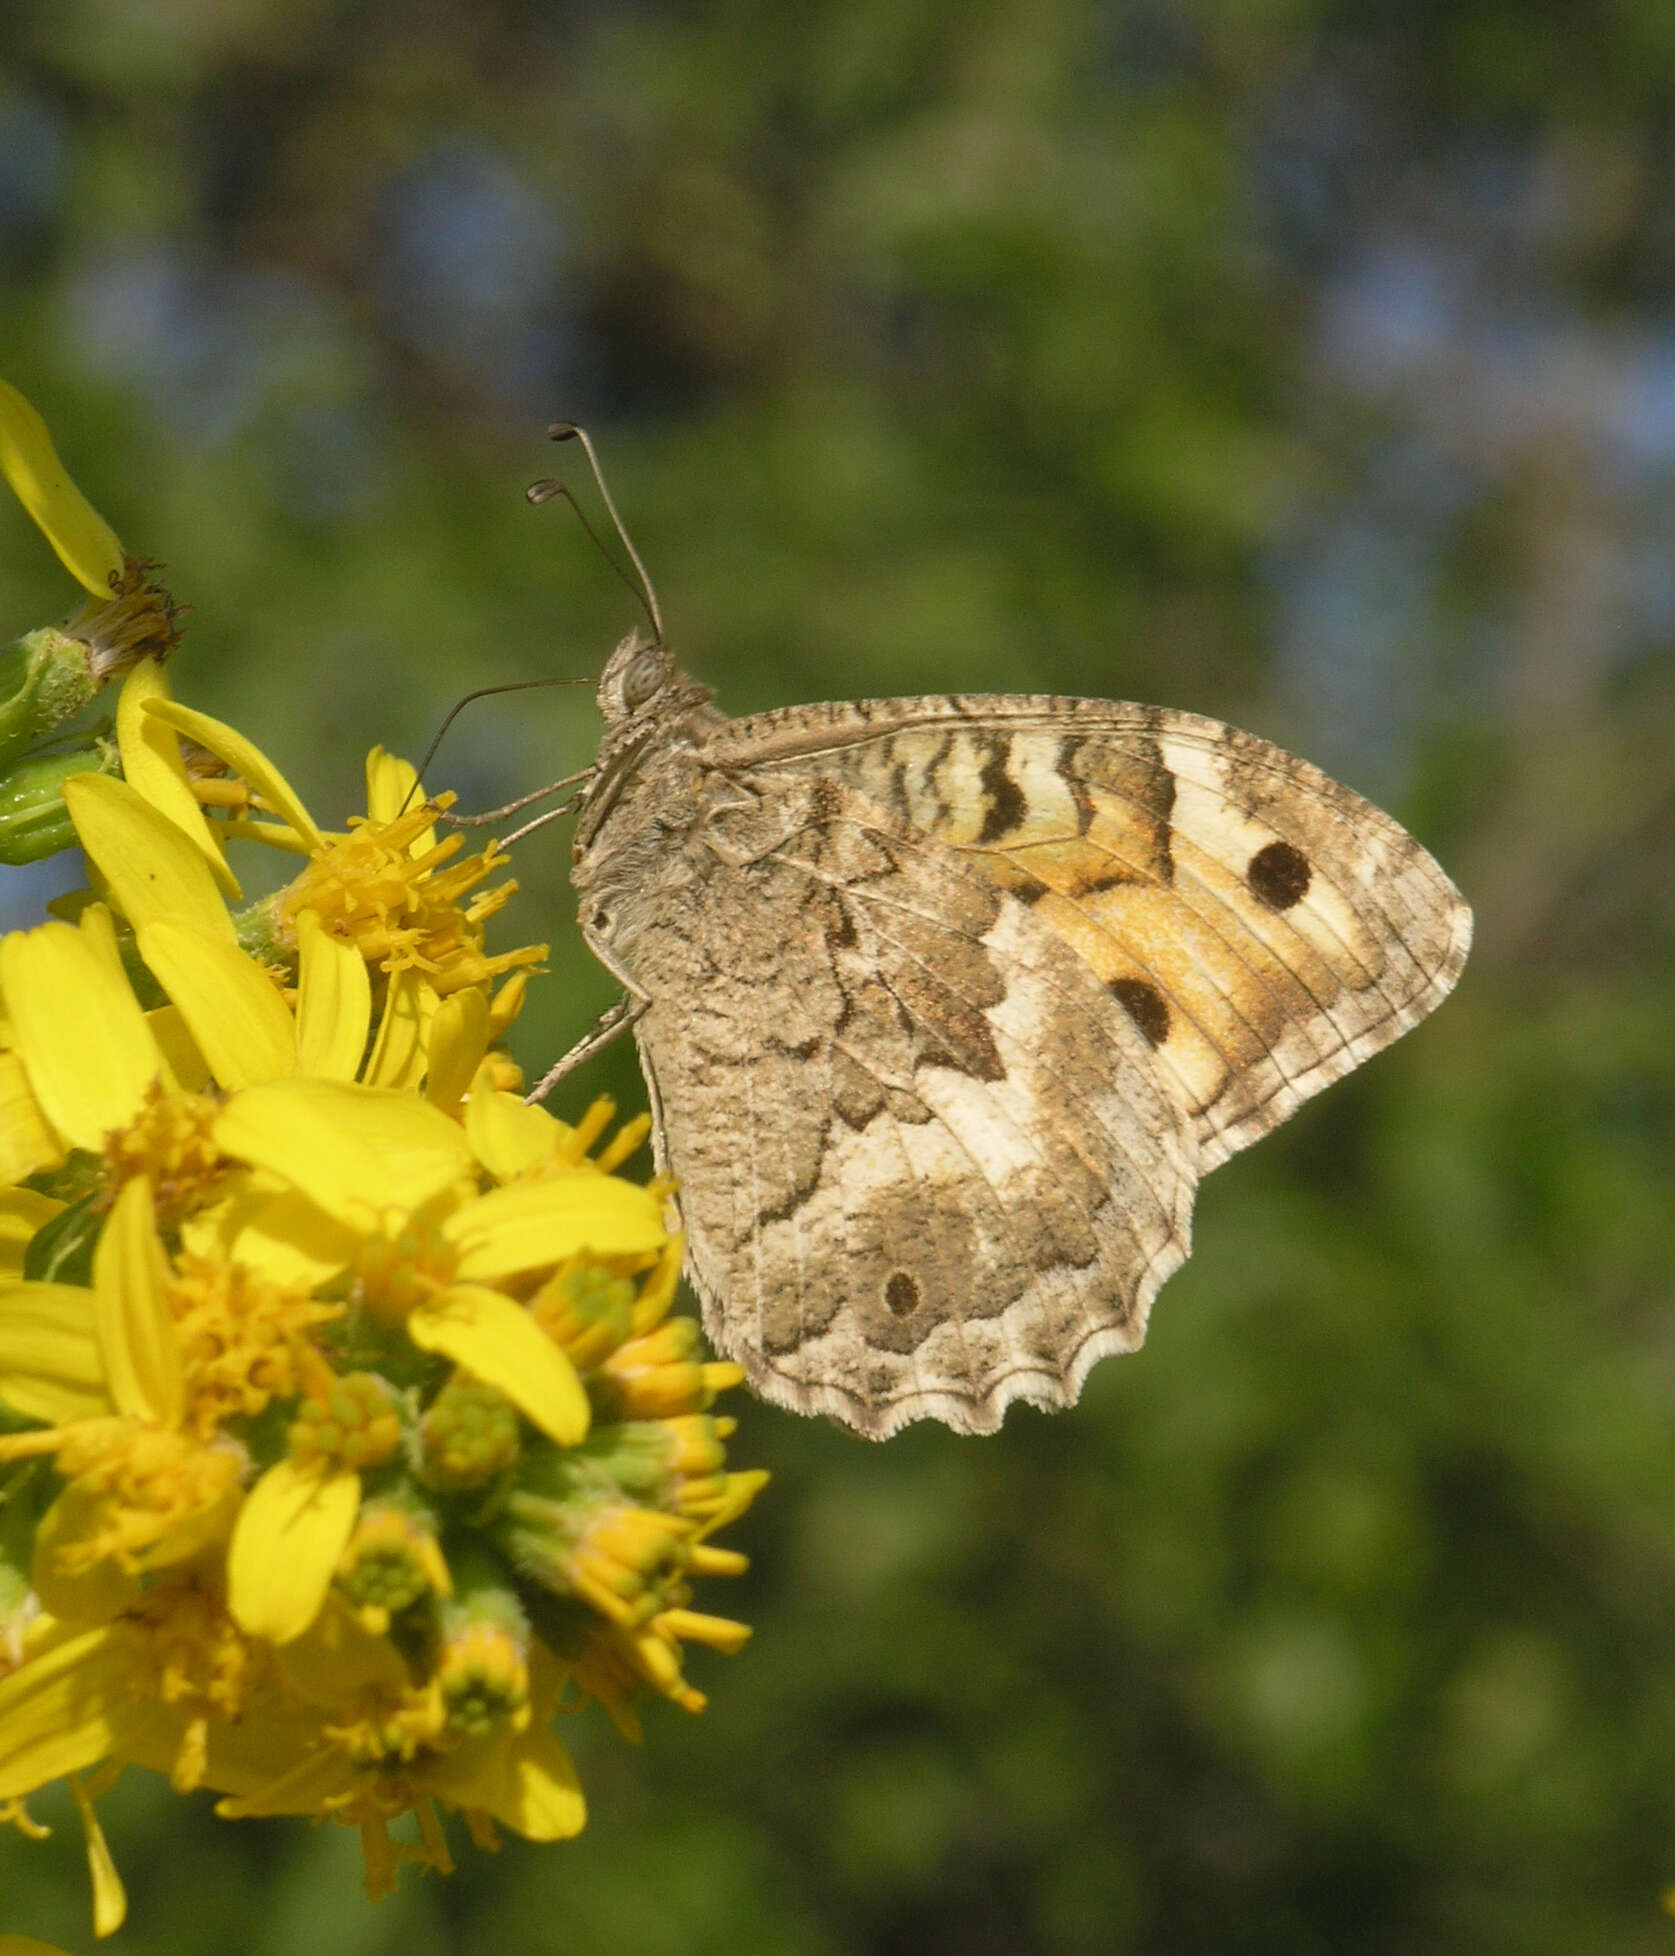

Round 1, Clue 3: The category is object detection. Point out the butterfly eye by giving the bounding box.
[620,647,670,710]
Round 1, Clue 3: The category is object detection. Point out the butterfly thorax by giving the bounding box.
[572,636,736,964]
[575,637,719,843]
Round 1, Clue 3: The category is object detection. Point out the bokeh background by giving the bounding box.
[3,3,1674,1951]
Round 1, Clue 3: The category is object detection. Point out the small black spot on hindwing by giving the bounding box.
[885,1271,921,1317]
[1109,976,1171,1048]
[1247,839,1311,911]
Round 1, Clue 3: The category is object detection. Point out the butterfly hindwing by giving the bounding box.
[617,768,1195,1435]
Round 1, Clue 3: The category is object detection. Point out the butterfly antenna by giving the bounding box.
[525,477,655,639]
[543,421,665,646]
[401,677,592,816]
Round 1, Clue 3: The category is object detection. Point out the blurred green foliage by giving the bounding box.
[3,2,1674,1951]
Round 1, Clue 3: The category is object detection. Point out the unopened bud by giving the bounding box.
[0,742,115,863]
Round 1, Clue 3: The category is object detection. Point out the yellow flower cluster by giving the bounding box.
[0,386,765,1939]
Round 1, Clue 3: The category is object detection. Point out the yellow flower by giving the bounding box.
[0,395,764,1941]
[0,668,544,1194]
[0,1138,757,1935]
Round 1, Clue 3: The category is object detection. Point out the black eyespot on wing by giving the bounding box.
[1109,976,1170,1049]
[1246,839,1311,911]
[885,1271,921,1317]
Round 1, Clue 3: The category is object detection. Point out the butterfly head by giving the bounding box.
[597,630,675,726]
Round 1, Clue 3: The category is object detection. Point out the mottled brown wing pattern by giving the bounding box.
[616,771,1196,1436]
[717,696,1473,1174]
[572,655,1471,1438]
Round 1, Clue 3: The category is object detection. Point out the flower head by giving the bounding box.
[0,432,764,1935]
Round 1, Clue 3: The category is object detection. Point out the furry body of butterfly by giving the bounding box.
[565,633,1471,1438]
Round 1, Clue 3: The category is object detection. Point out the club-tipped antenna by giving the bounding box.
[543,421,664,646]
[401,677,592,815]
[525,476,659,644]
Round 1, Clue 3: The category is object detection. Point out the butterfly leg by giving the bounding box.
[525,992,650,1103]
[439,768,594,829]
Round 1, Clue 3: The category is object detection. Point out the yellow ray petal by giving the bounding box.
[72,897,124,975]
[145,1002,212,1092]
[0,1624,128,1799]
[465,1087,562,1183]
[30,1485,144,1620]
[0,921,163,1152]
[0,1935,85,1956]
[115,659,240,898]
[70,1770,129,1937]
[227,1459,361,1644]
[131,1701,331,1803]
[442,1175,665,1280]
[213,1078,473,1224]
[409,1286,589,1445]
[210,1738,359,1819]
[184,1181,357,1291]
[294,909,371,1080]
[274,1593,412,1707]
[62,774,236,943]
[363,966,432,1090]
[137,919,296,1089]
[0,1050,61,1183]
[0,378,124,596]
[141,698,323,851]
[424,985,488,1112]
[0,1278,112,1422]
[0,1186,63,1277]
[92,1176,183,1427]
[447,1721,586,1841]
[364,747,432,846]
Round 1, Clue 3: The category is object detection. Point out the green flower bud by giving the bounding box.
[0,568,181,765]
[418,1376,522,1491]
[336,1489,451,1629]
[0,741,116,863]
[437,1565,532,1737]
[530,1259,637,1371]
[287,1370,404,1471]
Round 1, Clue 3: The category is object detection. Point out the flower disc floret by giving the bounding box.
[352,1220,460,1323]
[420,1377,521,1490]
[336,1499,451,1628]
[531,1259,637,1370]
[100,1084,227,1224]
[287,1372,404,1472]
[168,1255,341,1437]
[436,1588,532,1739]
[276,799,544,1000]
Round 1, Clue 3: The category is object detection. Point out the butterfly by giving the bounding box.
[542,618,1471,1440]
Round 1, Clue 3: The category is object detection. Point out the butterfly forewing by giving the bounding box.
[722,695,1473,1173]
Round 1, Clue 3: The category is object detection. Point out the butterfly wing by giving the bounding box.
[593,767,1196,1437]
[715,696,1472,1172]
